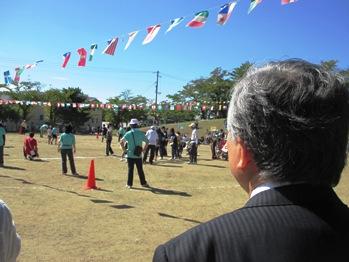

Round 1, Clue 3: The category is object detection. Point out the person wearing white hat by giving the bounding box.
[120,119,150,189]
[188,122,198,164]
[143,126,158,164]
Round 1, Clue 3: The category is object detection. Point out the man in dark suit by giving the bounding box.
[153,60,349,262]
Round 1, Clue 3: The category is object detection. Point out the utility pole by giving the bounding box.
[155,70,159,109]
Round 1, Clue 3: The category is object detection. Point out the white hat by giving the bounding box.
[129,118,139,125]
[189,122,196,128]
[150,125,155,130]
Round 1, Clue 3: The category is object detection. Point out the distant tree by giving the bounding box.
[229,61,254,83]
[52,88,91,127]
[105,94,149,125]
[320,60,338,72]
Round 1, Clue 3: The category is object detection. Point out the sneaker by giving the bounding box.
[72,173,79,176]
[125,185,132,189]
[62,173,67,175]
[141,183,150,188]
[187,161,192,164]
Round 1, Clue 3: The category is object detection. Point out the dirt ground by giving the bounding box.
[1,133,348,261]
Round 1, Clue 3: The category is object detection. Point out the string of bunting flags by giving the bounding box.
[2,0,298,85]
[0,98,230,111]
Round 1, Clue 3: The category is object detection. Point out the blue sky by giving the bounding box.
[1,0,349,102]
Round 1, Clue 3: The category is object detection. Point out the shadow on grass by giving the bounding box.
[32,158,50,162]
[110,204,134,209]
[196,163,226,169]
[69,174,104,181]
[131,186,191,197]
[156,160,183,165]
[1,165,26,170]
[153,164,182,168]
[158,212,202,224]
[4,146,14,148]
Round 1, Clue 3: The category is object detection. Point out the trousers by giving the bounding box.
[127,158,147,186]
[61,149,76,174]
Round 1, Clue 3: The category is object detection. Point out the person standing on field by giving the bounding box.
[105,124,114,156]
[0,122,6,167]
[120,119,150,189]
[58,124,79,176]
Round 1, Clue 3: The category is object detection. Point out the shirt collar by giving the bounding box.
[250,181,293,199]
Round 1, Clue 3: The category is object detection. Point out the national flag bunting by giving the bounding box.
[217,2,237,25]
[77,48,87,67]
[186,11,209,28]
[24,60,44,70]
[89,44,98,61]
[25,64,36,69]
[124,31,138,50]
[248,0,262,14]
[62,52,71,68]
[166,17,184,33]
[281,0,296,5]
[3,71,12,85]
[102,38,118,56]
[14,67,24,84]
[142,25,161,45]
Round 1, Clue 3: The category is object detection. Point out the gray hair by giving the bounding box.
[228,59,349,186]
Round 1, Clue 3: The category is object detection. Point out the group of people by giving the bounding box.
[1,59,349,261]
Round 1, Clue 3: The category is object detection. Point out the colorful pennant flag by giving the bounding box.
[217,2,237,25]
[102,38,118,56]
[77,48,87,67]
[24,60,44,70]
[14,67,24,84]
[62,52,71,68]
[124,31,138,50]
[3,71,12,85]
[281,0,296,4]
[142,25,161,45]
[25,64,36,69]
[248,0,262,14]
[166,17,184,33]
[186,11,209,28]
[89,44,98,61]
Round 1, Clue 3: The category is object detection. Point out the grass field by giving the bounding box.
[1,133,348,261]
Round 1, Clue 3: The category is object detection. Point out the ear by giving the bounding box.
[236,139,252,170]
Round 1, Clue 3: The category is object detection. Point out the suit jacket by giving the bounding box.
[153,184,349,262]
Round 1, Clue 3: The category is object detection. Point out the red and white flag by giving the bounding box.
[281,0,296,5]
[124,31,139,50]
[77,48,87,67]
[142,25,161,45]
[62,52,71,68]
[102,38,119,55]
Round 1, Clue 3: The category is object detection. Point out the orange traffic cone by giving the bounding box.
[85,160,97,190]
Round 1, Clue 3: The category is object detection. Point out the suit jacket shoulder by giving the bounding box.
[153,184,349,262]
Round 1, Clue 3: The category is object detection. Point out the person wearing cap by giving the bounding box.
[143,126,158,165]
[188,122,199,164]
[120,118,150,189]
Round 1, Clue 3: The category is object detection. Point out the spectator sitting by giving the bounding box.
[23,132,39,160]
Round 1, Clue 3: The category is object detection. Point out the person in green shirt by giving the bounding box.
[58,124,79,176]
[118,125,126,142]
[120,119,149,189]
[0,122,6,167]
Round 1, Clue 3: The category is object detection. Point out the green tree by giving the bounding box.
[320,60,338,72]
[52,88,91,127]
